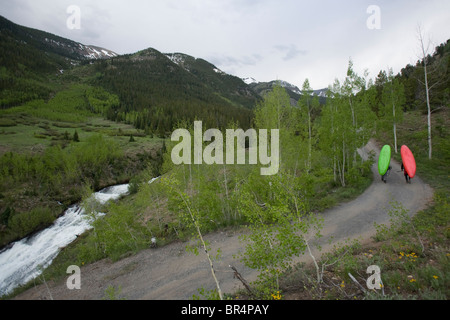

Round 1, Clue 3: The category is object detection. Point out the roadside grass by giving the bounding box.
[313,171,373,213]
[275,196,449,301]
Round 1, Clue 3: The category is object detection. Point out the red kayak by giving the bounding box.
[401,145,416,178]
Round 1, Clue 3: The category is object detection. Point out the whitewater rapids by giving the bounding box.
[0,184,130,296]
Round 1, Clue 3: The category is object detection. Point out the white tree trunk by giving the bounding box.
[425,63,432,159]
[418,26,432,159]
[308,110,312,172]
[393,121,397,154]
[391,85,398,153]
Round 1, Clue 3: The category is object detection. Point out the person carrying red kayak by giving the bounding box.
[400,145,415,184]
[401,162,411,183]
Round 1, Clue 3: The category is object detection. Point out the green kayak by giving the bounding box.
[378,145,391,176]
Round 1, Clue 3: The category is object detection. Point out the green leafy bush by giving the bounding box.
[8,207,54,238]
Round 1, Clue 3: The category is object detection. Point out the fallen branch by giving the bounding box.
[348,272,367,294]
[229,265,253,296]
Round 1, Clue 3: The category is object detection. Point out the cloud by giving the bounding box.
[208,53,263,74]
[2,0,450,89]
[273,44,307,61]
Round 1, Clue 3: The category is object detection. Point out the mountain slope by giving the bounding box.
[0,16,258,132]
[164,52,260,109]
[90,48,256,132]
[249,80,328,105]
[0,15,116,62]
[0,15,117,107]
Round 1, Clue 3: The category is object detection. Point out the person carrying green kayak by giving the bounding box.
[382,165,392,183]
[378,145,392,183]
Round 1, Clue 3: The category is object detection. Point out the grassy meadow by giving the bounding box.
[0,84,165,249]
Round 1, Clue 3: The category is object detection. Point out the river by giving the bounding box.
[0,183,132,296]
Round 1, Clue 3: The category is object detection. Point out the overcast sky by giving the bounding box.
[2,0,450,89]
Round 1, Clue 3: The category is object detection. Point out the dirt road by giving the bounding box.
[14,140,433,300]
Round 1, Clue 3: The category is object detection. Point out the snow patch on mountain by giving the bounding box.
[165,53,192,71]
[165,53,184,65]
[274,80,302,95]
[42,37,117,59]
[313,88,328,98]
[83,45,117,59]
[213,67,226,75]
[242,77,258,85]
